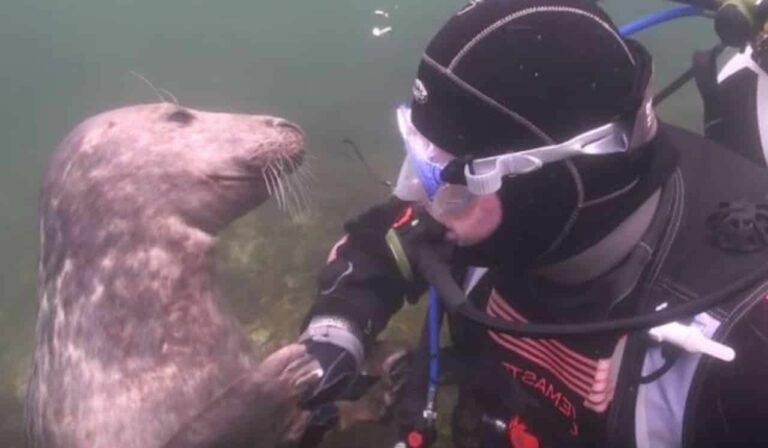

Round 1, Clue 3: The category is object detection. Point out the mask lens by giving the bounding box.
[395,105,479,216]
[393,154,430,202]
[429,184,476,218]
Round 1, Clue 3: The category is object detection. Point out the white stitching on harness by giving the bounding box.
[649,169,685,282]
[583,177,641,208]
[542,159,585,256]
[320,261,354,296]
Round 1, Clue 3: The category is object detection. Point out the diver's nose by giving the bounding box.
[267,118,304,135]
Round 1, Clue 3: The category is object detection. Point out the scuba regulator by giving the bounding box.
[384,206,760,340]
[718,0,768,69]
[712,0,768,47]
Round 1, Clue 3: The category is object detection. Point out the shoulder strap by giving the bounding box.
[693,46,725,138]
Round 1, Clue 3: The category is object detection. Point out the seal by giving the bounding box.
[26,103,321,448]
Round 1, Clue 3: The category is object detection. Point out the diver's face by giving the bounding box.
[431,193,502,247]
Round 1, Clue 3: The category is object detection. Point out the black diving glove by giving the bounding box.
[295,340,359,448]
[300,340,359,408]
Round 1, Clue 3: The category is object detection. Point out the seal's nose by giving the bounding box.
[267,118,304,135]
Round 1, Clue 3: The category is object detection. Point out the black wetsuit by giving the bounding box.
[303,123,768,448]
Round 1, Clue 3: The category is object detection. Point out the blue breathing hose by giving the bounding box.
[420,1,708,429]
[427,289,441,385]
[619,5,704,37]
[426,288,441,420]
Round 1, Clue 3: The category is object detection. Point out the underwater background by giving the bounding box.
[0,0,717,446]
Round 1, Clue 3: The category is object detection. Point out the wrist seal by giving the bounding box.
[299,316,365,369]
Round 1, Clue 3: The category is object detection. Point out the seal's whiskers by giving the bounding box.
[265,162,286,211]
[129,71,181,106]
[273,162,291,215]
[280,158,305,219]
[260,155,315,220]
[283,155,316,220]
[263,162,277,208]
[292,163,314,212]
[274,159,292,216]
[157,88,180,107]
[262,165,274,197]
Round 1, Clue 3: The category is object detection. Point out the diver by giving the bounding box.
[298,1,768,447]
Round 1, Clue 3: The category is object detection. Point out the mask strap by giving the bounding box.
[625,40,659,150]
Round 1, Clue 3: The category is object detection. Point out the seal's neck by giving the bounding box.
[46,215,218,304]
[111,217,216,284]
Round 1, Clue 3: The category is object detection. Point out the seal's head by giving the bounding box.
[46,103,305,235]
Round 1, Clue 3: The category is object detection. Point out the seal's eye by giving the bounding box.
[167,109,195,125]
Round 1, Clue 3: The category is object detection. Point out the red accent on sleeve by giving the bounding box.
[392,206,414,229]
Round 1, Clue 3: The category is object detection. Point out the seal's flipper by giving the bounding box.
[163,344,321,448]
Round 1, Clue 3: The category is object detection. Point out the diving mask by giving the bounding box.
[394,105,637,217]
[394,106,474,217]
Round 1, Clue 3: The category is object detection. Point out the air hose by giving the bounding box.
[413,242,766,338]
[619,5,706,37]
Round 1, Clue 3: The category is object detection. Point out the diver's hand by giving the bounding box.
[301,340,359,407]
[296,341,411,448]
[335,341,411,430]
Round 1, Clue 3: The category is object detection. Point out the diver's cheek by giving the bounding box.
[438,194,502,247]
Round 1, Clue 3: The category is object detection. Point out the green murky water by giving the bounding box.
[0,0,717,446]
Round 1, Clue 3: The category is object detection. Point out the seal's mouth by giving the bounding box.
[206,157,311,219]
